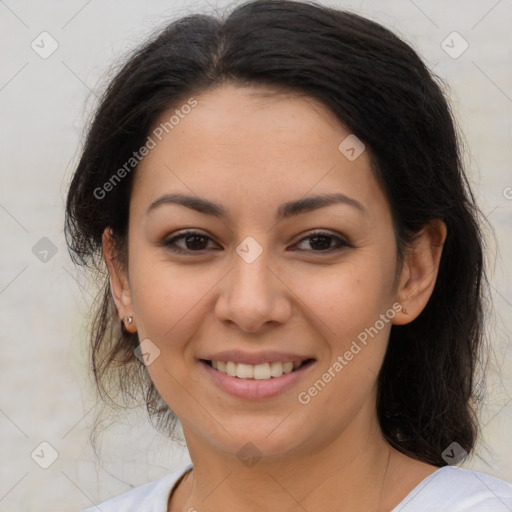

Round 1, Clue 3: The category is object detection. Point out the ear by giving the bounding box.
[102,228,137,333]
[392,219,447,325]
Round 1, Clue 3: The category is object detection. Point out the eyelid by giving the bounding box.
[292,228,350,244]
[291,229,352,252]
[162,229,352,255]
[162,230,219,253]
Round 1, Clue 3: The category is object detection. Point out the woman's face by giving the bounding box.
[113,83,410,459]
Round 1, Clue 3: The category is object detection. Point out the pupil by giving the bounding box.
[310,235,331,250]
[187,235,207,250]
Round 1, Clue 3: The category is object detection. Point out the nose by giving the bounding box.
[214,244,292,333]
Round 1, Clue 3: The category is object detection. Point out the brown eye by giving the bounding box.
[163,231,218,254]
[162,229,351,256]
[293,231,351,253]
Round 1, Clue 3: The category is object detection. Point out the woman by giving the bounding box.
[65,0,512,510]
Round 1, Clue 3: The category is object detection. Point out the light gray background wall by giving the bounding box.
[1,0,511,510]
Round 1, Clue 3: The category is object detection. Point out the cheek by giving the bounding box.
[131,272,191,339]
[291,262,395,421]
[288,252,396,341]
[128,250,218,355]
[127,256,211,411]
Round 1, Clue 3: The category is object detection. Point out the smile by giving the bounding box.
[205,360,312,379]
[200,358,316,400]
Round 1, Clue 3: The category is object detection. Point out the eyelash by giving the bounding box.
[162,230,352,255]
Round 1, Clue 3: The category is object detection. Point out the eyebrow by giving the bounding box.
[146,192,365,220]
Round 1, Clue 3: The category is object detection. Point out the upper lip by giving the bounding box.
[200,350,315,366]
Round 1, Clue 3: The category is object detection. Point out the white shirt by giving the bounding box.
[82,464,512,511]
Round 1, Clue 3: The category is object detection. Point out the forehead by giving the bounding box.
[131,83,390,224]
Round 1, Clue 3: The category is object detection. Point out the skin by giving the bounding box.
[104,83,447,512]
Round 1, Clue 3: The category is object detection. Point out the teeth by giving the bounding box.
[210,360,304,379]
[226,361,237,377]
[254,363,270,380]
[236,363,254,379]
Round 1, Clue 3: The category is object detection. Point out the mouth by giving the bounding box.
[201,358,315,380]
[198,350,317,399]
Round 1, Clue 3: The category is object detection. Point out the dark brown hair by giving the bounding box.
[65,0,490,466]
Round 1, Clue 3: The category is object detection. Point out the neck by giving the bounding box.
[170,407,416,512]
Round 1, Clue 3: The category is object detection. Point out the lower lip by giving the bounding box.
[199,360,315,400]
